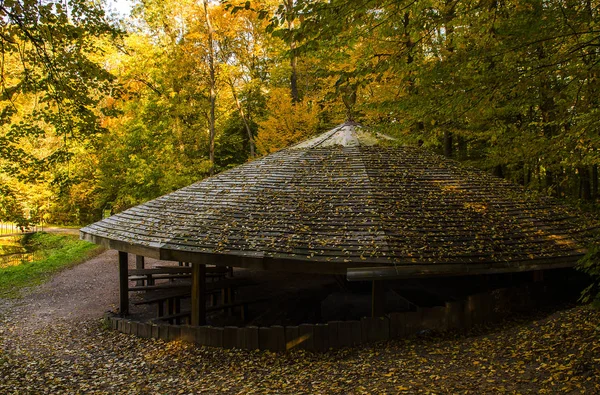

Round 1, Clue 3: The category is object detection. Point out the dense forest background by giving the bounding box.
[0,0,599,227]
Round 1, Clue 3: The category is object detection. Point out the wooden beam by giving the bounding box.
[135,255,145,269]
[371,280,386,318]
[82,228,586,277]
[347,259,581,281]
[135,255,145,286]
[79,231,161,259]
[118,251,129,316]
[191,263,207,326]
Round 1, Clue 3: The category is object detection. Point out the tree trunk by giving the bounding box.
[443,131,453,158]
[525,165,532,187]
[515,161,525,185]
[228,77,255,158]
[579,167,592,200]
[545,169,554,195]
[492,165,504,178]
[204,0,216,173]
[290,44,299,103]
[341,84,356,122]
[441,2,456,160]
[457,135,467,160]
[285,0,299,103]
[592,164,598,199]
[443,0,456,53]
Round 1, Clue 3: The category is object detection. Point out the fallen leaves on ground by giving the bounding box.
[1,306,599,394]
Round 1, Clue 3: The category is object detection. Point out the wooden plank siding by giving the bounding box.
[105,283,556,352]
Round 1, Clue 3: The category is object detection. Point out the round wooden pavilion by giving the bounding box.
[81,123,588,329]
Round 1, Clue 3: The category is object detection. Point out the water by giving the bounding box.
[0,233,41,269]
[0,252,41,269]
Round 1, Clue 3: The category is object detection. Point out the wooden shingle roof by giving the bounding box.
[81,124,588,277]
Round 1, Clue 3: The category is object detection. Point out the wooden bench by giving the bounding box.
[130,276,251,292]
[129,273,224,286]
[149,294,274,324]
[151,312,191,324]
[128,266,228,287]
[128,267,192,287]
[129,267,193,275]
[175,262,234,277]
[132,287,192,324]
[206,294,274,321]
[155,265,229,275]
[156,265,229,282]
[129,283,190,292]
[134,277,257,323]
[129,273,191,286]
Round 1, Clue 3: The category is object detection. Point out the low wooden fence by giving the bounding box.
[0,222,41,237]
[106,284,550,352]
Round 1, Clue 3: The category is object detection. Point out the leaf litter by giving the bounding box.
[1,305,599,394]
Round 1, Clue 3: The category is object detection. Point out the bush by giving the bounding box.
[578,245,600,308]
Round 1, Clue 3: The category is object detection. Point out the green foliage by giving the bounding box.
[215,115,256,170]
[291,0,600,179]
[0,0,121,176]
[93,32,214,212]
[1,1,335,222]
[0,232,101,298]
[579,246,600,308]
[0,183,32,230]
[2,0,599,284]
[0,0,122,225]
[286,0,600,302]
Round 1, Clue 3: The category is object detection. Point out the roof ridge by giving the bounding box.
[349,144,395,267]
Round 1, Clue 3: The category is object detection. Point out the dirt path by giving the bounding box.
[5,250,120,329]
[42,226,80,236]
[0,249,178,331]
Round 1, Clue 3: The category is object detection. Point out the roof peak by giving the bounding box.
[291,123,395,149]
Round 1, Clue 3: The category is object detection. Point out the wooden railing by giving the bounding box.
[106,283,552,352]
[0,222,42,237]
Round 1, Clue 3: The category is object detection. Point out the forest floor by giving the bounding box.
[0,250,599,394]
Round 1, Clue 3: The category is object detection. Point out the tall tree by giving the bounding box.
[203,0,217,172]
[283,0,300,102]
[0,0,121,223]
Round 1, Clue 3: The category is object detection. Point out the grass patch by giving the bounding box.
[0,232,103,298]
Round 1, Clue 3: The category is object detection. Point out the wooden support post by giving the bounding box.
[533,270,544,282]
[135,255,145,269]
[175,298,181,324]
[223,287,234,315]
[371,280,386,318]
[135,255,145,286]
[168,298,175,316]
[118,251,129,316]
[191,263,207,326]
